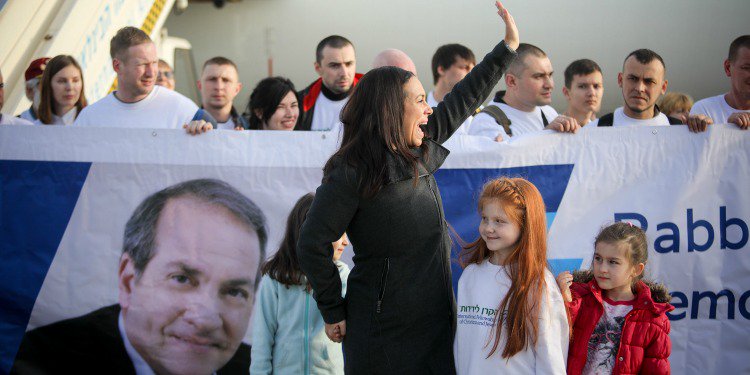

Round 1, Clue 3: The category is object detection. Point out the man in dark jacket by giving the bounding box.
[198,57,250,130]
[11,305,251,375]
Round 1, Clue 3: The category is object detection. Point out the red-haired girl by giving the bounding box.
[454,177,569,374]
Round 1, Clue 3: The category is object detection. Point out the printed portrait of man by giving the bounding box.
[11,179,267,375]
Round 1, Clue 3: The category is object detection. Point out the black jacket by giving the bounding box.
[296,83,316,131]
[10,304,251,375]
[297,41,516,374]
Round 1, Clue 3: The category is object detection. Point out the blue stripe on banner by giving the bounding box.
[548,258,585,277]
[434,165,575,292]
[546,212,556,231]
[0,160,91,374]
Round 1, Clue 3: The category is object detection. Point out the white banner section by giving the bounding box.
[0,125,748,374]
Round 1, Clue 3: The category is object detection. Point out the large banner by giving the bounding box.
[1,125,748,373]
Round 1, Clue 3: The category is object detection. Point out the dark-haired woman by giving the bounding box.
[246,77,299,130]
[36,55,87,125]
[296,2,519,373]
[251,193,350,374]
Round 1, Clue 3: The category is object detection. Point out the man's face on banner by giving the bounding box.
[118,196,260,375]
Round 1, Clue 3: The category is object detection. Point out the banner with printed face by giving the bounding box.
[1,125,748,374]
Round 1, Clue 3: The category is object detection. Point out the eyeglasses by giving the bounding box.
[158,71,174,79]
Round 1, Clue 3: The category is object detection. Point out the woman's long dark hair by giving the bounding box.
[38,55,87,125]
[323,66,426,198]
[245,76,297,130]
[261,193,314,290]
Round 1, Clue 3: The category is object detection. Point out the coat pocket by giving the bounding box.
[376,257,390,314]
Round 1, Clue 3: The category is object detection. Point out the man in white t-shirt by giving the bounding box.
[427,44,478,136]
[468,43,562,141]
[589,49,710,129]
[0,69,33,126]
[74,27,201,129]
[560,59,604,127]
[297,35,363,131]
[690,35,750,131]
[197,57,248,130]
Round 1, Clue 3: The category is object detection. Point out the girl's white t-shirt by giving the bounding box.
[454,259,569,375]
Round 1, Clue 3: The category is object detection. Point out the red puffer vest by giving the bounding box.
[566,271,674,375]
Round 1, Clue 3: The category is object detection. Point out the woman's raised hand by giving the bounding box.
[495,1,519,51]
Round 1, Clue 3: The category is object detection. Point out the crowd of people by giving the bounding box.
[4,1,749,374]
[1,20,748,134]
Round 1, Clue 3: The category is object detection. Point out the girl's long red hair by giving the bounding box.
[458,177,549,359]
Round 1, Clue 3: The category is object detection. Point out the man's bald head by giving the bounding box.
[372,49,418,75]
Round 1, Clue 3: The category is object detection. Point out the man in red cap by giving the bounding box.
[19,57,50,122]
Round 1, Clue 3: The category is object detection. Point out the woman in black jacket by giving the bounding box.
[297,2,519,373]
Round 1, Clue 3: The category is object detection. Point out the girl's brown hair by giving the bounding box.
[38,55,87,125]
[261,193,315,290]
[459,177,549,359]
[594,222,648,289]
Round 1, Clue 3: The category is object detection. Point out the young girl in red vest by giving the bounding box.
[454,177,569,374]
[557,222,674,374]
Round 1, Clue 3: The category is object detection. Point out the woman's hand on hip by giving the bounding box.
[325,320,347,343]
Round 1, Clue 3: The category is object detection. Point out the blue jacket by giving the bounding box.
[250,261,349,375]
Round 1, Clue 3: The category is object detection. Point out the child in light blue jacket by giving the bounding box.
[251,193,349,375]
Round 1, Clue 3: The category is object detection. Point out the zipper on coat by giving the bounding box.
[304,292,310,374]
[377,257,390,313]
[426,176,453,316]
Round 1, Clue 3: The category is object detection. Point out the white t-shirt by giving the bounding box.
[582,297,635,375]
[310,93,347,131]
[427,91,470,135]
[467,101,558,140]
[33,108,77,126]
[690,93,749,125]
[454,259,569,375]
[74,85,198,129]
[0,114,33,125]
[19,108,37,122]
[587,107,670,127]
[216,117,236,130]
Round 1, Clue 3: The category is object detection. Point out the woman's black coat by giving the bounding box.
[297,41,517,374]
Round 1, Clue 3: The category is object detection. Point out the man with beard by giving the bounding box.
[296,35,362,131]
[590,49,710,129]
